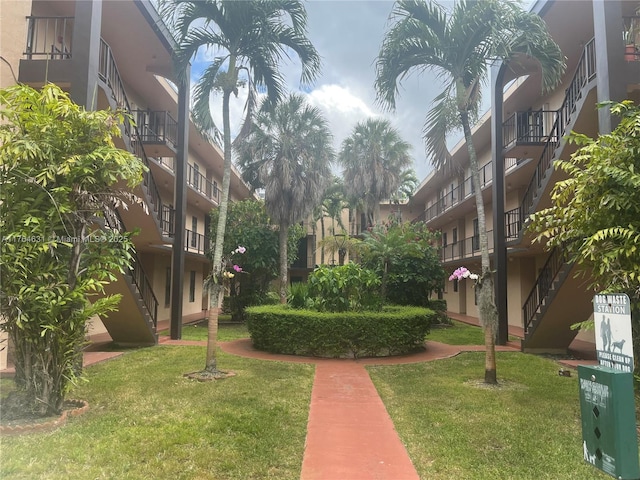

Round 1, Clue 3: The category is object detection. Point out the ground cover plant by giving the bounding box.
[368,352,611,480]
[428,319,487,345]
[1,347,313,480]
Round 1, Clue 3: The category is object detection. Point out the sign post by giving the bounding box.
[579,293,639,479]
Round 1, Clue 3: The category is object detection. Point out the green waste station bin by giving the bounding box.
[578,364,640,479]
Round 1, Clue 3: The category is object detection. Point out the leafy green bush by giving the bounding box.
[307,263,381,312]
[427,299,450,324]
[246,304,435,358]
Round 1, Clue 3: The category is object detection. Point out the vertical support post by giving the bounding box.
[491,62,508,346]
[592,0,627,133]
[70,0,101,109]
[170,67,190,339]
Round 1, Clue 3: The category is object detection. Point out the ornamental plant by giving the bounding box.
[449,266,479,282]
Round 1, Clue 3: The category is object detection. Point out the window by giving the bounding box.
[472,218,480,252]
[189,271,196,302]
[453,278,459,293]
[164,267,171,308]
[442,232,448,247]
[191,216,198,248]
[452,228,458,244]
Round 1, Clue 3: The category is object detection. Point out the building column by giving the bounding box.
[70,0,102,109]
[170,68,190,339]
[592,0,627,133]
[491,62,508,346]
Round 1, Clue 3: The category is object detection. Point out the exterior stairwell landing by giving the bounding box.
[522,261,595,353]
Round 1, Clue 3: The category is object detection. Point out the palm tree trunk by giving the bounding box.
[459,100,498,385]
[278,220,289,303]
[320,216,325,264]
[205,69,235,373]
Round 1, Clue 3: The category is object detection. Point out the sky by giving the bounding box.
[194,1,469,183]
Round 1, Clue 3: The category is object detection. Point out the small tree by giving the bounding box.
[209,200,303,321]
[0,84,145,417]
[358,220,445,306]
[528,101,640,369]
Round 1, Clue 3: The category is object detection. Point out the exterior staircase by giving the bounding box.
[515,39,598,351]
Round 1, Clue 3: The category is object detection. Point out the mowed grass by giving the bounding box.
[368,351,611,480]
[428,319,519,345]
[1,347,314,480]
[178,322,249,342]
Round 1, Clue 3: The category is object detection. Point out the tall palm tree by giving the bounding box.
[339,118,412,227]
[161,0,320,377]
[376,0,565,384]
[236,93,334,303]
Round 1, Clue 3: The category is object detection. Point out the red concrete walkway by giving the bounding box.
[300,361,419,480]
[220,338,518,480]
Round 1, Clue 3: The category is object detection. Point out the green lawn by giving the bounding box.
[1,347,313,480]
[2,320,616,479]
[428,319,519,345]
[368,351,611,480]
[178,322,249,342]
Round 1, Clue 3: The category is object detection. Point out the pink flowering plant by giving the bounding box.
[449,266,479,282]
[220,246,247,280]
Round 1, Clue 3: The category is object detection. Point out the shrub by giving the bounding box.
[246,304,435,358]
[307,263,381,312]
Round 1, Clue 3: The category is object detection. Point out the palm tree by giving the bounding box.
[321,177,348,263]
[389,168,419,221]
[376,0,565,384]
[160,0,320,377]
[236,93,334,303]
[339,118,412,227]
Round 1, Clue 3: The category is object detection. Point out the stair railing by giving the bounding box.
[513,38,597,235]
[522,246,570,334]
[98,39,164,227]
[103,208,159,329]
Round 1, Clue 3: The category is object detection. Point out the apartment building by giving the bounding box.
[0,0,253,357]
[403,0,640,353]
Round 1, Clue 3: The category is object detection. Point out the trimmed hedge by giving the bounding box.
[246,305,436,358]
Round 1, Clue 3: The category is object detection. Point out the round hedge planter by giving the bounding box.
[246,305,435,358]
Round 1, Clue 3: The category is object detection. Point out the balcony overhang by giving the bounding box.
[502,141,546,159]
[18,59,71,88]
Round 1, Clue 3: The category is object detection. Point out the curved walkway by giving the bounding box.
[220,339,518,480]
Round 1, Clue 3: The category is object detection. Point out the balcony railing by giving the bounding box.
[413,161,493,223]
[186,229,211,256]
[502,110,558,150]
[25,16,73,60]
[161,204,175,237]
[133,110,178,150]
[187,163,220,204]
[440,230,494,263]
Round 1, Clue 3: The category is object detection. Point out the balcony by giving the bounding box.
[187,163,220,204]
[133,110,178,157]
[440,231,494,263]
[19,16,74,85]
[412,161,492,224]
[502,109,558,158]
[186,229,211,256]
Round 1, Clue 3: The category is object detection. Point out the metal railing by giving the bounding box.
[25,16,73,59]
[516,38,596,231]
[440,230,494,263]
[102,208,159,329]
[502,110,558,149]
[187,163,220,204]
[186,229,211,255]
[98,39,163,227]
[413,161,493,223]
[522,246,570,334]
[132,110,178,149]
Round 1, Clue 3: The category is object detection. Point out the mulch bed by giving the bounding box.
[0,399,89,436]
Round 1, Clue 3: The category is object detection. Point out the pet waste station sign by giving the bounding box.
[578,293,639,479]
